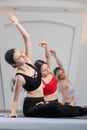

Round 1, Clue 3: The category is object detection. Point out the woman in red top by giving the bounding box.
[34,42,58,102]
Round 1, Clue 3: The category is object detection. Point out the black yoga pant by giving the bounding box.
[23,97,87,117]
[23,97,58,117]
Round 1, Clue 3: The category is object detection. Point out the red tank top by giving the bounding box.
[42,73,58,96]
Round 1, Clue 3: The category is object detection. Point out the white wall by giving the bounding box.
[0,59,5,111]
[75,13,87,106]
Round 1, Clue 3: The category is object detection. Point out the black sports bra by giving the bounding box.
[16,63,42,91]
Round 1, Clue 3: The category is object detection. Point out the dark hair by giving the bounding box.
[4,48,16,65]
[53,67,62,77]
[34,60,47,71]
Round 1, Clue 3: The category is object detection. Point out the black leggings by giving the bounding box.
[23,97,87,118]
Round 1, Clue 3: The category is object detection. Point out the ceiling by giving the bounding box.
[0,0,87,13]
[62,0,87,3]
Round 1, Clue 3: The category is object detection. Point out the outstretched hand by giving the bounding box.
[4,113,17,118]
[49,50,56,56]
[38,42,48,48]
[8,12,19,25]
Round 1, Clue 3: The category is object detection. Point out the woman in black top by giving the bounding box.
[5,12,61,118]
[4,12,87,118]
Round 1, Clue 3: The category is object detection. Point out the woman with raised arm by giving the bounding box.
[4,13,87,118]
[35,42,58,103]
[4,12,60,118]
[50,50,76,106]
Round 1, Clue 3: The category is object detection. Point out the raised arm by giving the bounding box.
[8,12,31,59]
[39,42,51,68]
[50,50,63,69]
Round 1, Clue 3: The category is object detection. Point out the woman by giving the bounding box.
[34,42,58,102]
[5,13,87,118]
[4,12,61,118]
[50,50,76,106]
